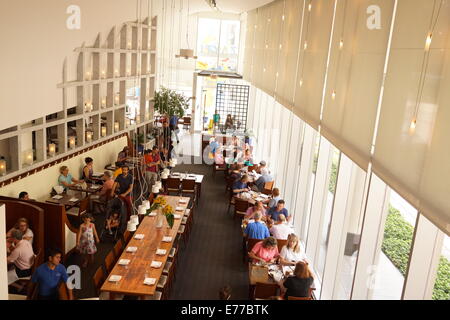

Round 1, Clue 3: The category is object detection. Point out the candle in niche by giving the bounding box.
[101,98,106,108]
[114,122,120,132]
[86,131,92,143]
[48,143,56,157]
[0,158,6,176]
[115,95,120,105]
[69,137,76,149]
[86,71,92,80]
[24,150,33,166]
[101,70,106,79]
[114,69,119,77]
[101,126,107,137]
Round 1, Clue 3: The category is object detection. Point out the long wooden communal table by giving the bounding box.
[100,195,190,299]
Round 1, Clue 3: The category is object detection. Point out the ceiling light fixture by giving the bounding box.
[176,0,198,60]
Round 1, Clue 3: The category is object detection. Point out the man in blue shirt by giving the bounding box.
[266,200,289,222]
[30,248,72,300]
[233,175,250,194]
[244,212,270,240]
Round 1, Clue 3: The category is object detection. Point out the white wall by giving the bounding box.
[0,136,127,201]
[0,205,7,300]
[0,0,150,131]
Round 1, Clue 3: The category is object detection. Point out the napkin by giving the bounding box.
[162,236,172,242]
[156,249,167,255]
[52,195,63,200]
[178,199,188,204]
[126,246,137,253]
[118,259,130,266]
[134,234,145,240]
[148,211,157,217]
[108,275,122,282]
[69,197,78,202]
[175,207,184,212]
[174,214,182,219]
[91,185,101,190]
[143,278,156,286]
[150,261,162,268]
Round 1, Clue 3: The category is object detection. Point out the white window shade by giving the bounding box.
[243,10,257,82]
[252,5,270,93]
[372,0,450,234]
[276,0,304,108]
[320,0,396,170]
[293,0,336,130]
[261,0,283,96]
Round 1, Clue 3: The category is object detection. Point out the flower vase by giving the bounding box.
[156,209,164,229]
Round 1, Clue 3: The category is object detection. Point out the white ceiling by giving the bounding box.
[187,0,274,14]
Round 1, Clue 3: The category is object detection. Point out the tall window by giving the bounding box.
[196,18,240,72]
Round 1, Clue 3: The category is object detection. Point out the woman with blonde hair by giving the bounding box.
[58,165,83,189]
[279,234,307,266]
[279,261,314,299]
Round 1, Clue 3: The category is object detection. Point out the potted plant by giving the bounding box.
[154,87,190,119]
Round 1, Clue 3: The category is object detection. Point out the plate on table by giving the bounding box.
[172,172,180,176]
[162,236,172,242]
[108,275,122,282]
[175,207,184,212]
[148,211,157,217]
[144,278,156,286]
[126,246,138,253]
[134,234,145,240]
[68,197,79,202]
[90,185,102,190]
[174,214,182,219]
[156,249,167,256]
[118,259,130,266]
[52,195,63,200]
[178,199,188,204]
[150,261,162,268]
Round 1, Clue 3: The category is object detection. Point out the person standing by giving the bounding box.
[82,157,94,183]
[144,146,160,189]
[30,248,72,300]
[111,165,134,218]
[77,213,99,268]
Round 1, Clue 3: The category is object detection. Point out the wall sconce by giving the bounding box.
[85,102,93,112]
[48,143,56,157]
[115,94,120,105]
[114,121,120,132]
[115,69,119,77]
[85,71,92,81]
[101,97,107,108]
[24,150,33,166]
[331,90,336,100]
[69,136,76,149]
[101,70,106,79]
[86,131,93,143]
[339,39,344,50]
[0,157,6,176]
[101,126,107,137]
[127,42,132,49]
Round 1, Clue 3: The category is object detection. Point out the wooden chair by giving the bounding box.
[113,238,124,259]
[92,193,112,215]
[234,198,250,221]
[104,251,116,273]
[247,238,261,252]
[57,282,74,300]
[122,230,132,244]
[181,179,196,203]
[166,177,181,196]
[262,181,275,195]
[213,163,227,177]
[183,116,191,130]
[92,266,106,297]
[254,282,279,300]
[276,239,288,253]
[66,196,90,217]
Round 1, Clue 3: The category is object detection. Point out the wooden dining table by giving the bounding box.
[67,183,103,194]
[45,191,85,209]
[168,172,205,199]
[100,195,190,299]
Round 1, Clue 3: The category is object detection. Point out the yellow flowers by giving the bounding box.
[163,205,174,215]
[153,197,167,206]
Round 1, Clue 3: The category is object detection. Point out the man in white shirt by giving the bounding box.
[7,230,35,278]
[270,214,294,240]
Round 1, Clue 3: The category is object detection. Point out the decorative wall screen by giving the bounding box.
[215,83,250,131]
